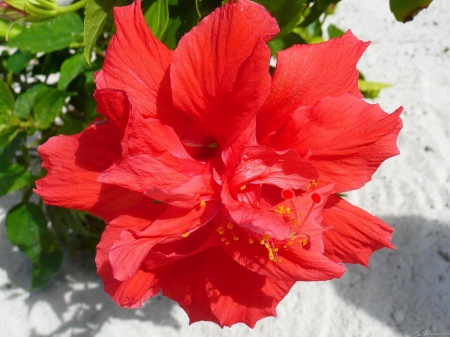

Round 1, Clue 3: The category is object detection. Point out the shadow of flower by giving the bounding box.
[332,215,450,335]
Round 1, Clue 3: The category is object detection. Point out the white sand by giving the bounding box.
[1,0,449,336]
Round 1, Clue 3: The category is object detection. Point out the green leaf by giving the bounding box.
[5,203,51,261]
[14,83,49,120]
[144,0,169,39]
[358,79,392,99]
[300,0,340,28]
[162,0,199,49]
[0,132,24,165]
[33,89,72,129]
[0,80,15,114]
[6,51,33,74]
[8,13,83,53]
[255,0,307,39]
[389,0,433,22]
[0,163,32,197]
[83,0,115,63]
[0,18,22,39]
[5,202,63,289]
[58,53,89,90]
[31,249,63,289]
[327,24,344,39]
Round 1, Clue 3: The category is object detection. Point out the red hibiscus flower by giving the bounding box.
[35,0,402,328]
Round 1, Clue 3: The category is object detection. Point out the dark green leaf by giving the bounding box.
[0,132,24,165]
[0,163,32,197]
[6,51,33,74]
[389,0,433,22]
[8,13,83,53]
[14,83,49,120]
[5,203,51,261]
[0,80,15,114]
[162,0,199,49]
[255,0,307,39]
[33,89,72,129]
[144,0,169,39]
[83,0,115,63]
[58,53,89,90]
[31,249,63,289]
[300,0,340,28]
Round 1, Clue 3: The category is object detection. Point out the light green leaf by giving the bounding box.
[327,24,344,39]
[83,0,114,63]
[58,53,89,90]
[358,79,392,99]
[0,80,15,114]
[389,0,433,22]
[33,89,72,129]
[0,18,22,39]
[0,163,32,197]
[144,0,169,39]
[8,12,83,53]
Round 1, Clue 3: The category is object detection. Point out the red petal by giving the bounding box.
[219,220,345,282]
[221,183,290,240]
[257,30,368,138]
[228,145,318,193]
[160,248,295,327]
[109,204,219,280]
[95,0,173,118]
[206,249,294,328]
[98,154,192,194]
[170,0,278,147]
[267,95,403,192]
[94,89,131,133]
[96,202,167,307]
[35,122,145,221]
[322,194,395,267]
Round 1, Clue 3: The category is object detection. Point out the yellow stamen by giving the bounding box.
[240,184,247,191]
[181,232,190,238]
[199,200,206,207]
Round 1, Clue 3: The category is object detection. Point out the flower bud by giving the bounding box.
[0,0,28,21]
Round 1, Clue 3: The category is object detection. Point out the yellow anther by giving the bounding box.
[286,207,291,214]
[240,184,247,191]
[181,232,190,238]
[199,200,206,207]
[221,237,226,242]
[216,226,224,235]
[225,241,230,246]
[263,234,271,240]
[265,242,270,248]
[226,222,233,229]
[233,236,239,241]
[249,238,254,244]
[260,239,265,245]
[300,239,308,246]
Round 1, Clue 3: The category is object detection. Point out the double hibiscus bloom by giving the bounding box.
[35,0,402,328]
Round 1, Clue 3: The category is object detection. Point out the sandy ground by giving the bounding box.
[1,0,450,336]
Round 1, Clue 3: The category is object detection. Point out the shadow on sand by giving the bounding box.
[0,199,180,337]
[332,215,450,335]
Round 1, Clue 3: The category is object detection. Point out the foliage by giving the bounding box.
[0,0,432,288]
